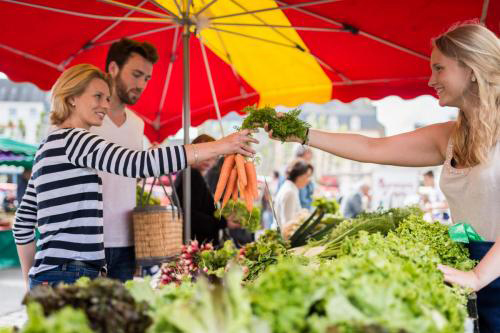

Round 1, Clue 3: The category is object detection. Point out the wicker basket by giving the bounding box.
[133,177,183,266]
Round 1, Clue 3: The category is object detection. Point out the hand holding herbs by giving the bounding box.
[241,106,311,143]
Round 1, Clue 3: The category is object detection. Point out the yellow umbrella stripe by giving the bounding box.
[157,0,332,108]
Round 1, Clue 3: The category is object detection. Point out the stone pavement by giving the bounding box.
[0,268,27,329]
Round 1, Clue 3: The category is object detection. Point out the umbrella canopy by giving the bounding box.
[0,137,37,156]
[1,0,497,143]
[0,151,34,169]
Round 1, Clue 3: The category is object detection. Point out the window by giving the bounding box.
[350,115,361,131]
[328,116,339,130]
[9,87,17,100]
[9,108,16,117]
[30,108,37,117]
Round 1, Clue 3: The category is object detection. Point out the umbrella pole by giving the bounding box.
[182,23,191,244]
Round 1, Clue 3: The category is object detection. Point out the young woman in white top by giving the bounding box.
[274,159,313,228]
[266,23,500,332]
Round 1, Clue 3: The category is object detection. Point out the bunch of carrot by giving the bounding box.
[213,154,258,212]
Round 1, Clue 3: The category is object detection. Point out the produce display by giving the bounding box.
[4,206,477,333]
[157,231,288,284]
[215,199,262,232]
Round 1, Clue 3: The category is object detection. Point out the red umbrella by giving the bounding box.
[1,0,497,143]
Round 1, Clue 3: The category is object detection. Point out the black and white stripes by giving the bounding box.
[13,128,186,277]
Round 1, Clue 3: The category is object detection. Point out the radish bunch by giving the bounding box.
[159,240,214,286]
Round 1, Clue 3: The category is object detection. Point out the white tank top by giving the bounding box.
[440,139,500,241]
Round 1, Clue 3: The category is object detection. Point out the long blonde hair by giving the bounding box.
[433,23,500,167]
[50,64,112,125]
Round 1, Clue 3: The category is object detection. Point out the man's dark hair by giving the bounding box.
[424,170,434,178]
[105,38,159,72]
[192,134,215,144]
[287,159,313,183]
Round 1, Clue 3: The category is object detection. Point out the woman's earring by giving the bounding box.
[471,76,476,82]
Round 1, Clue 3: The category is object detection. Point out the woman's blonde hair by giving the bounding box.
[50,64,112,125]
[433,23,500,167]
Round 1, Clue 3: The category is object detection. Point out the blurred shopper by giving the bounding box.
[274,159,313,228]
[341,182,371,218]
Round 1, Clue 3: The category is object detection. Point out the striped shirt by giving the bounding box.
[13,128,187,277]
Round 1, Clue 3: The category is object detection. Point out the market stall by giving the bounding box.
[0,138,36,269]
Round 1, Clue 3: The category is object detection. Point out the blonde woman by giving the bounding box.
[13,64,257,289]
[267,23,500,331]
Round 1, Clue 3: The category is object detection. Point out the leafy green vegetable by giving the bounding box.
[148,267,269,333]
[249,258,325,333]
[215,199,261,232]
[289,198,342,247]
[251,231,468,333]
[199,240,238,277]
[311,197,340,215]
[241,106,310,143]
[125,277,196,317]
[318,215,396,258]
[394,215,476,270]
[23,278,152,333]
[314,206,422,258]
[327,232,469,333]
[20,303,93,333]
[239,230,289,281]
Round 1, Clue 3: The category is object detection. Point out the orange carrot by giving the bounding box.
[244,186,253,212]
[239,181,246,201]
[221,167,237,210]
[235,154,247,188]
[214,154,235,203]
[245,161,258,198]
[232,177,239,202]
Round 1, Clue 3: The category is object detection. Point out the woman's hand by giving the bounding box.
[263,112,302,143]
[438,264,481,291]
[226,213,241,229]
[219,129,259,157]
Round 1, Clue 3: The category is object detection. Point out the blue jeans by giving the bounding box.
[468,241,500,333]
[105,246,135,282]
[29,262,100,290]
